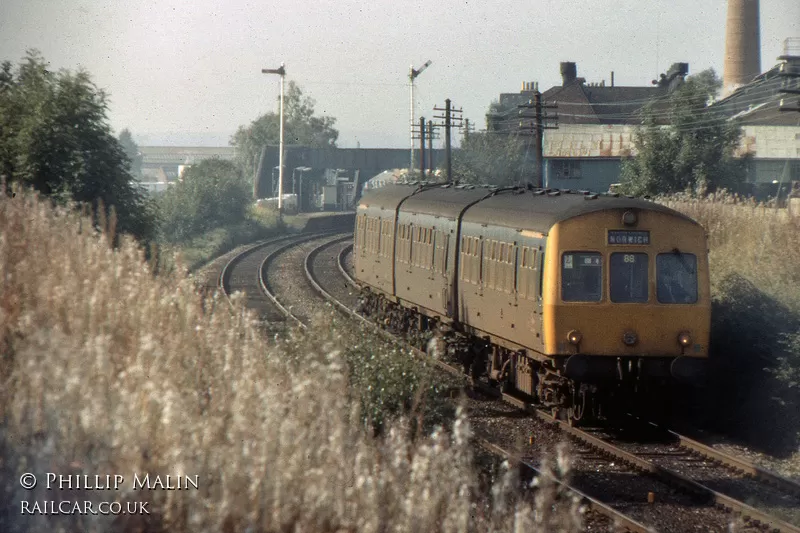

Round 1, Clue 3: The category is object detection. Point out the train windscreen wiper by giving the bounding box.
[671,248,694,274]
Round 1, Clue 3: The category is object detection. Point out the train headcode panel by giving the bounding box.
[608,230,650,245]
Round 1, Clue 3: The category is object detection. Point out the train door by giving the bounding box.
[357,214,367,258]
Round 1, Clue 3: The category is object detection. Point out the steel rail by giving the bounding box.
[668,428,800,499]
[543,409,800,533]
[476,437,655,533]
[257,232,341,329]
[337,243,356,287]
[217,234,300,297]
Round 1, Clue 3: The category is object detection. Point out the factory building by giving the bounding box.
[714,39,800,194]
[487,61,689,192]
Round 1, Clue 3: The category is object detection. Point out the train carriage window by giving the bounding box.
[610,253,649,303]
[657,253,698,304]
[506,244,518,294]
[561,252,602,302]
[518,246,538,299]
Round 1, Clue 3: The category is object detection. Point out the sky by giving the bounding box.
[1,0,798,148]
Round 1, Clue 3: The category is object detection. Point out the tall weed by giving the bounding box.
[0,188,581,532]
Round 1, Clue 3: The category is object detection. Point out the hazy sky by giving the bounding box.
[1,0,798,148]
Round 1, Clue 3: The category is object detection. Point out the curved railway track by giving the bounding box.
[216,234,800,532]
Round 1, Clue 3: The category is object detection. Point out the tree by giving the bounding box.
[0,50,155,240]
[230,81,339,179]
[451,131,532,186]
[619,69,747,196]
[158,158,251,242]
[118,128,142,178]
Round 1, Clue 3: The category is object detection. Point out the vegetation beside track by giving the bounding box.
[663,192,800,458]
[0,188,583,532]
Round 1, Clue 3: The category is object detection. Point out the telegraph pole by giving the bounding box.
[463,118,474,142]
[518,90,558,188]
[262,63,286,213]
[428,120,435,176]
[434,99,463,184]
[419,117,426,177]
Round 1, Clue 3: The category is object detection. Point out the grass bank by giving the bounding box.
[0,189,582,532]
[154,204,286,273]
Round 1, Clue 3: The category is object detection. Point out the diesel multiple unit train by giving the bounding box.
[353,183,710,421]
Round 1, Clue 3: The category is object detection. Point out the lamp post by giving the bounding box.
[409,60,432,174]
[262,63,286,213]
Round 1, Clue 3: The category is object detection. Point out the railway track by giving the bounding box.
[217,231,340,326]
[216,235,800,532]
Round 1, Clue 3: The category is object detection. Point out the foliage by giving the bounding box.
[157,158,252,242]
[0,188,583,533]
[451,131,532,186]
[0,50,155,240]
[117,128,142,178]
[230,81,339,179]
[154,202,284,274]
[620,69,747,196]
[661,193,800,455]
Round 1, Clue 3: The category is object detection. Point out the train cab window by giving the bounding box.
[657,253,698,304]
[610,253,649,303]
[561,252,602,302]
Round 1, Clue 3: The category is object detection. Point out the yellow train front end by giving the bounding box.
[541,207,710,386]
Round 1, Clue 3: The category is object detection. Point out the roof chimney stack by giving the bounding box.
[560,62,577,86]
[724,0,761,95]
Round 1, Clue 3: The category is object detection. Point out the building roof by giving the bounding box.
[488,62,687,131]
[543,124,638,158]
[139,146,236,166]
[712,56,800,126]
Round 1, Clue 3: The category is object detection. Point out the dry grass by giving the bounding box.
[660,192,800,456]
[659,191,800,311]
[0,188,583,532]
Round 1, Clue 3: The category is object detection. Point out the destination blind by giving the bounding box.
[608,230,650,245]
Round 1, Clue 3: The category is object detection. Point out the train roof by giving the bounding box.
[358,183,698,233]
[462,189,697,232]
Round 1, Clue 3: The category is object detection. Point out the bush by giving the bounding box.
[158,159,251,242]
[661,193,800,454]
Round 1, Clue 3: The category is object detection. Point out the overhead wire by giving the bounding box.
[490,91,784,124]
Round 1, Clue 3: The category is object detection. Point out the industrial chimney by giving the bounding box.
[723,0,761,95]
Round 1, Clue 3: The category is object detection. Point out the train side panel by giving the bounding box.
[394,212,457,318]
[455,222,546,352]
[354,186,416,298]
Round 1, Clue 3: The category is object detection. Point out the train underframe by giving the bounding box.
[357,288,697,424]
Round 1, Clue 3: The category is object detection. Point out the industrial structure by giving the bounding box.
[253,146,447,212]
[137,146,236,193]
[487,61,689,192]
[723,0,762,96]
[713,38,800,194]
